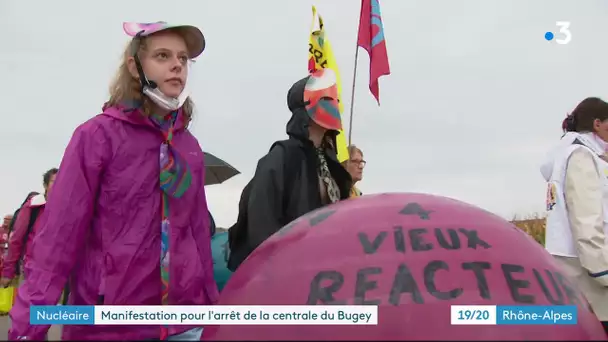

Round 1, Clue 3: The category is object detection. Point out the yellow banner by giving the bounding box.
[308,6,349,163]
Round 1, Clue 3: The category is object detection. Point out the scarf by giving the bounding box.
[315,147,340,204]
[149,111,192,340]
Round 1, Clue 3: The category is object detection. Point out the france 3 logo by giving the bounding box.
[545,22,571,45]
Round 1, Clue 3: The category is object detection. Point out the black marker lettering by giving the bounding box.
[314,49,323,63]
[435,228,461,250]
[424,260,463,300]
[389,263,424,305]
[393,226,405,253]
[309,210,335,227]
[458,228,491,249]
[462,261,492,299]
[554,271,582,307]
[358,232,387,254]
[399,203,433,220]
[533,269,564,305]
[409,228,433,251]
[501,264,534,303]
[354,267,382,305]
[307,271,346,305]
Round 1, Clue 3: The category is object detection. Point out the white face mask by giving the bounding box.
[142,84,190,112]
[138,59,192,112]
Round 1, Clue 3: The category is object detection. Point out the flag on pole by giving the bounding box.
[308,6,349,163]
[357,0,390,104]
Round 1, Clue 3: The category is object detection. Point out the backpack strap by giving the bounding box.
[15,206,41,275]
[7,209,20,235]
[26,207,40,239]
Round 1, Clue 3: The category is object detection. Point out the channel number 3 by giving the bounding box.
[555,21,572,45]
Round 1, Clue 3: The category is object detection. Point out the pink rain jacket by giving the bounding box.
[2,194,47,279]
[9,105,219,340]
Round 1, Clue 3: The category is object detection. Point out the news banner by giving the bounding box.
[29,305,576,326]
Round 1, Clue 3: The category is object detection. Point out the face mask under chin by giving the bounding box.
[143,86,189,112]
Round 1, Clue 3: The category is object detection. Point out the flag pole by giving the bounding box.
[347,47,359,147]
[347,0,363,147]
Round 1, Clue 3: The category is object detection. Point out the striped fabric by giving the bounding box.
[350,186,362,198]
[150,112,192,340]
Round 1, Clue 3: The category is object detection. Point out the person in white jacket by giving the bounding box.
[541,97,608,333]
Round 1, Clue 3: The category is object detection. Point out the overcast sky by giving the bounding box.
[1,0,607,228]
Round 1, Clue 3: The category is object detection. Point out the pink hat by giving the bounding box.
[123,21,206,58]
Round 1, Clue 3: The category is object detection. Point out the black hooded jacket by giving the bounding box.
[229,75,352,269]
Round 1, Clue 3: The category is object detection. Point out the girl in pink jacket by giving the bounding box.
[9,22,218,340]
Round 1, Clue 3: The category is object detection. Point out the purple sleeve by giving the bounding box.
[196,153,219,305]
[9,120,108,340]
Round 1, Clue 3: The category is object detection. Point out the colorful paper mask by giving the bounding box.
[303,69,342,131]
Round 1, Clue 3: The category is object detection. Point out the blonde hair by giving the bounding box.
[106,30,194,127]
[341,144,363,167]
[347,145,363,158]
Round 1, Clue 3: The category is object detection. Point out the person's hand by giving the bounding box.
[0,277,14,288]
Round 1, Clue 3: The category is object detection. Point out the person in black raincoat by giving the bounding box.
[228,69,352,270]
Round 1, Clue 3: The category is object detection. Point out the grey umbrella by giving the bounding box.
[204,152,240,186]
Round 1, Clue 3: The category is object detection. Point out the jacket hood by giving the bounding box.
[286,75,341,151]
[20,192,39,208]
[101,101,187,131]
[28,194,46,207]
[540,132,580,181]
[286,76,312,140]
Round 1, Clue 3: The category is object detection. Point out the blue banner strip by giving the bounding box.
[496,305,577,325]
[30,305,95,325]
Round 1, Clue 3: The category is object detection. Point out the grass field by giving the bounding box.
[511,214,546,245]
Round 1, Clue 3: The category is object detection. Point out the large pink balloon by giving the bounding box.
[203,193,607,340]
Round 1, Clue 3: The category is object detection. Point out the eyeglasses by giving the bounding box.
[349,159,366,168]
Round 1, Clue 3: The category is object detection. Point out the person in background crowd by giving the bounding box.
[7,191,39,237]
[228,68,352,270]
[342,144,365,198]
[0,215,9,316]
[1,168,57,287]
[540,97,608,334]
[1,215,12,242]
[1,216,12,232]
[208,210,233,291]
[211,234,232,292]
[8,22,217,341]
[0,215,12,266]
